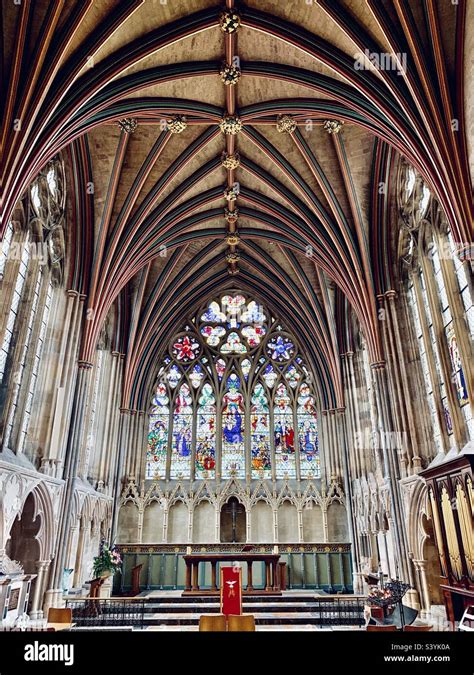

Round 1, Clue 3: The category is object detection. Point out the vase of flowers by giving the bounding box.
[92,540,122,580]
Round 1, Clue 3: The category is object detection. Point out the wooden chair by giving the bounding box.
[47,607,72,626]
[366,624,398,631]
[198,614,227,632]
[403,624,432,632]
[227,614,256,632]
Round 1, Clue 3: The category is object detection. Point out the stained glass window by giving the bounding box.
[274,383,296,479]
[251,384,271,479]
[146,384,169,479]
[222,374,245,478]
[195,383,216,478]
[298,384,319,478]
[170,383,193,479]
[145,293,320,480]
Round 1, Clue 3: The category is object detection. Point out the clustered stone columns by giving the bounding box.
[44,360,93,611]
[371,360,419,604]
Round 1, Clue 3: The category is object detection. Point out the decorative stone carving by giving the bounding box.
[219,115,242,135]
[223,185,239,202]
[117,118,138,134]
[166,115,187,134]
[220,62,241,85]
[221,152,241,169]
[219,9,241,33]
[0,555,24,575]
[225,252,240,264]
[29,158,66,286]
[276,115,297,134]
[226,233,240,246]
[224,207,239,223]
[323,119,344,134]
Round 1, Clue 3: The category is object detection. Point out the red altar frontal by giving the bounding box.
[182,553,282,596]
[220,566,242,615]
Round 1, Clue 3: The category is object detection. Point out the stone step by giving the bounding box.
[134,592,333,604]
[143,612,364,626]
[141,602,331,614]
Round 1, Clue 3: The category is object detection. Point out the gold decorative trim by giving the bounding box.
[456,483,474,581]
[441,486,463,580]
[429,488,448,577]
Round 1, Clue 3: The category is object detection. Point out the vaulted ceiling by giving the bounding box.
[1,0,472,411]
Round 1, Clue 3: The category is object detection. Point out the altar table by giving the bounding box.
[182,553,281,595]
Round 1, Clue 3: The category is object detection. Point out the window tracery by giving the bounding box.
[146,294,320,481]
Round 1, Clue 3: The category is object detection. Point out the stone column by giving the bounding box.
[214,504,220,543]
[30,561,51,619]
[137,507,144,544]
[321,504,328,543]
[417,559,431,613]
[162,504,169,543]
[187,504,193,543]
[371,362,413,585]
[272,509,278,544]
[109,409,131,542]
[320,411,331,485]
[297,508,303,543]
[97,352,119,485]
[377,294,409,478]
[336,408,362,593]
[386,291,421,470]
[246,507,251,543]
[44,362,93,610]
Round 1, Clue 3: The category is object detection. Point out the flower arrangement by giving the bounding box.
[92,540,122,579]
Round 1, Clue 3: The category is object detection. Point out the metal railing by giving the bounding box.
[65,598,145,628]
[311,596,367,627]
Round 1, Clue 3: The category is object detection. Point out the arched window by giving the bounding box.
[398,161,473,450]
[146,384,169,479]
[146,294,320,481]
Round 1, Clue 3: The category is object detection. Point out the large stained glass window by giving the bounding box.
[298,384,319,478]
[196,383,216,478]
[170,383,193,479]
[146,384,169,479]
[251,384,271,479]
[274,383,296,479]
[222,374,245,478]
[146,293,320,480]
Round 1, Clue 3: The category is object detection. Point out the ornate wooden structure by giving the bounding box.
[183,553,281,595]
[420,453,474,628]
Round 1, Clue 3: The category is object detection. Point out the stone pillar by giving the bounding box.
[137,507,144,544]
[320,411,331,485]
[321,505,328,543]
[187,504,193,543]
[246,507,251,543]
[44,362,93,610]
[214,505,220,544]
[272,509,278,544]
[414,559,431,613]
[336,408,362,593]
[162,504,169,543]
[97,352,119,486]
[371,362,411,583]
[30,561,51,619]
[297,508,303,543]
[386,291,422,471]
[109,409,131,542]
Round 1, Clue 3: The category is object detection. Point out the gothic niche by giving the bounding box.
[30,158,66,286]
[220,497,246,543]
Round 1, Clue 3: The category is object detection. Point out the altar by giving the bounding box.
[182,553,282,596]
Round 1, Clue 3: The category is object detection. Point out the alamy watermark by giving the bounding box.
[354,49,407,76]
[24,641,74,667]
[354,429,408,452]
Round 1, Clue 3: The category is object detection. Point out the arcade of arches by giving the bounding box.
[0,0,472,625]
